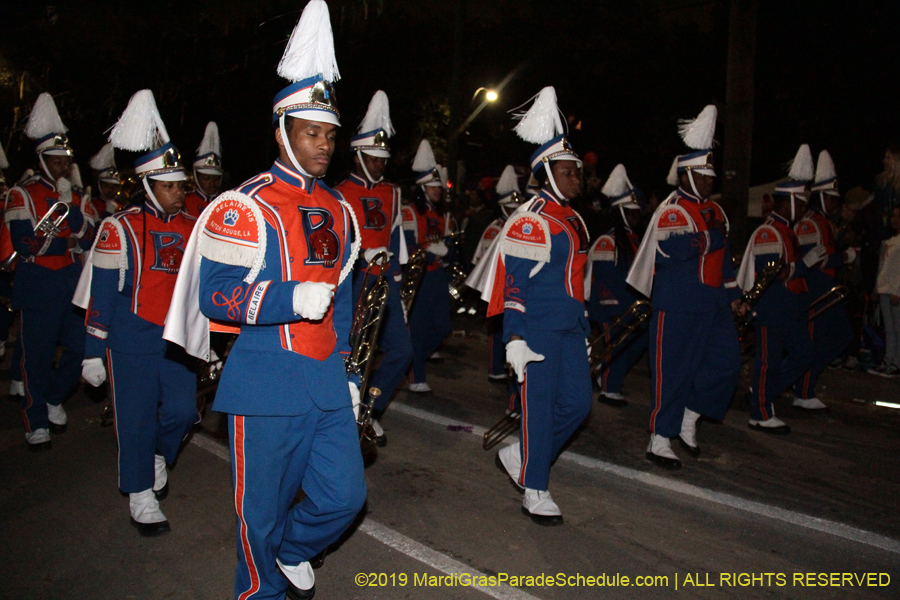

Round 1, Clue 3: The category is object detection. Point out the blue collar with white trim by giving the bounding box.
[347,172,376,190]
[539,188,568,207]
[676,186,705,203]
[769,212,790,227]
[271,159,317,192]
[143,200,179,223]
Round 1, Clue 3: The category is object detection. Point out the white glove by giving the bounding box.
[364,247,391,263]
[506,339,545,383]
[292,282,336,320]
[82,357,107,387]
[427,241,448,257]
[349,382,361,420]
[843,247,858,264]
[56,177,73,205]
[802,245,827,268]
[106,200,120,215]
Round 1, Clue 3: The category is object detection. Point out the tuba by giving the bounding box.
[399,249,427,314]
[346,251,391,455]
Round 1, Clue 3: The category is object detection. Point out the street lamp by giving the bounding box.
[471,87,499,104]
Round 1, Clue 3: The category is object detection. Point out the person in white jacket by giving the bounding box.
[870,206,900,377]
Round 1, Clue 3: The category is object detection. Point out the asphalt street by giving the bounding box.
[1,313,899,599]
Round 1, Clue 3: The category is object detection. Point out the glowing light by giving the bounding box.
[485,90,498,102]
[874,401,900,409]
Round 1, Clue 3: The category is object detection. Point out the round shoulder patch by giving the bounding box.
[657,206,690,229]
[95,220,122,252]
[795,219,816,236]
[754,226,778,244]
[401,206,415,222]
[505,213,547,245]
[204,198,260,247]
[5,188,26,211]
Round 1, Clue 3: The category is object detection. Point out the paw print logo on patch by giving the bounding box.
[99,230,110,243]
[522,223,533,235]
[223,209,239,227]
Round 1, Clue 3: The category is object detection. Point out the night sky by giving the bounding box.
[0,0,898,197]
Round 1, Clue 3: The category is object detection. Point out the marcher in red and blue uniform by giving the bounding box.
[88,142,123,219]
[472,165,525,385]
[184,121,223,218]
[77,89,198,536]
[6,93,95,450]
[627,106,745,469]
[166,6,366,597]
[791,150,855,410]
[489,86,592,526]
[587,164,648,408]
[335,90,411,445]
[402,139,452,394]
[737,145,819,435]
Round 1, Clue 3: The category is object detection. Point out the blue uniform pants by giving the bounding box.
[228,408,366,600]
[793,301,852,399]
[352,269,413,412]
[596,320,649,395]
[20,305,85,433]
[108,346,198,493]
[408,268,451,384]
[649,307,741,438]
[751,319,815,421]
[487,315,507,377]
[515,328,592,491]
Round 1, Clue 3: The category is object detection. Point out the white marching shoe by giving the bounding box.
[408,382,432,393]
[47,403,67,434]
[496,443,524,490]
[748,415,791,434]
[153,454,169,500]
[646,433,681,469]
[278,558,315,600]
[678,408,701,456]
[522,488,563,526]
[129,489,170,537]
[25,428,51,451]
[792,397,827,410]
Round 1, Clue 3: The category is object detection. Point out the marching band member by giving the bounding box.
[75,89,199,536]
[0,141,14,357]
[473,165,524,383]
[165,2,365,597]
[627,105,744,469]
[6,93,95,450]
[403,139,452,393]
[88,142,123,218]
[791,150,854,407]
[335,90,412,444]
[489,87,591,526]
[736,144,818,434]
[588,164,648,407]
[184,121,223,217]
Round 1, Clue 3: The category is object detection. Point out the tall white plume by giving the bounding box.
[496,165,521,196]
[277,0,341,84]
[0,142,8,170]
[196,122,222,157]
[412,139,436,172]
[787,144,814,181]
[69,163,83,188]
[601,164,633,198]
[25,93,68,140]
[512,86,564,145]
[358,90,394,136]
[109,89,170,152]
[666,156,680,186]
[678,104,717,150]
[89,142,116,171]
[814,149,836,183]
[438,165,448,187]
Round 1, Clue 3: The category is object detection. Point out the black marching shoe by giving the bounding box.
[26,428,52,451]
[130,518,171,537]
[677,435,701,457]
[597,392,628,408]
[153,481,169,501]
[522,489,564,527]
[285,583,315,600]
[646,434,682,470]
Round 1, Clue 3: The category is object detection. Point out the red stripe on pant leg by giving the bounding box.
[235,417,261,600]
[649,312,665,432]
[758,326,770,420]
[518,375,528,488]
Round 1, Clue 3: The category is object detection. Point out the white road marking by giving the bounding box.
[390,402,900,555]
[190,431,540,600]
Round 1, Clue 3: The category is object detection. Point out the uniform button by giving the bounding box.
[290,334,295,339]
[289,257,294,263]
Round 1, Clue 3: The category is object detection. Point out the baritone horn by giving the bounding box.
[346,251,391,454]
[806,285,849,321]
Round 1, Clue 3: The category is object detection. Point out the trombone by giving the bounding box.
[806,285,849,321]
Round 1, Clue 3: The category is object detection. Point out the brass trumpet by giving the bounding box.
[399,249,427,313]
[587,300,652,374]
[346,251,391,455]
[806,285,849,321]
[34,201,71,256]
